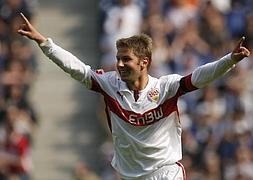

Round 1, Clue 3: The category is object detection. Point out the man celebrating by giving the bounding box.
[18,13,250,179]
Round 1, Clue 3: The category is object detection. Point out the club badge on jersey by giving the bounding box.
[148,88,160,103]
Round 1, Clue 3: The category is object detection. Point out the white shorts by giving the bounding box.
[122,162,186,180]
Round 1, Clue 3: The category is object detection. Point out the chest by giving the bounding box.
[116,87,165,113]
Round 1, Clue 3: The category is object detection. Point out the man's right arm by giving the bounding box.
[39,38,92,84]
[17,13,93,87]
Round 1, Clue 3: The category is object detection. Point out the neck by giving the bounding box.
[126,74,149,91]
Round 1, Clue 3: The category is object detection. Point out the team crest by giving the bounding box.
[148,88,160,103]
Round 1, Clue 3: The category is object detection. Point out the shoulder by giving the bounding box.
[92,69,117,79]
[90,70,119,89]
[159,74,183,84]
[157,74,184,98]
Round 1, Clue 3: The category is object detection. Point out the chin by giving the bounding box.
[120,77,129,82]
[120,75,131,82]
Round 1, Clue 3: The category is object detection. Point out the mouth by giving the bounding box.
[120,70,127,75]
[118,68,127,74]
[118,70,129,78]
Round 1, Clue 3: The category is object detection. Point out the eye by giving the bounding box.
[116,56,131,62]
[122,56,130,62]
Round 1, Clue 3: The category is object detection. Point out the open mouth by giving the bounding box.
[119,70,128,76]
[120,71,127,75]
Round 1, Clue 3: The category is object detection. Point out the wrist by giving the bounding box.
[39,38,53,47]
[230,53,240,64]
[35,35,47,45]
[226,53,238,64]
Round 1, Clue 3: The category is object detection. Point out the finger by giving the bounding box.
[235,47,251,57]
[243,47,251,57]
[17,29,30,36]
[236,36,245,49]
[20,13,30,25]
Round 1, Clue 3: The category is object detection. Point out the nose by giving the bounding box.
[117,59,124,68]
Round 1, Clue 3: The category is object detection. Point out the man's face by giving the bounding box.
[116,47,142,83]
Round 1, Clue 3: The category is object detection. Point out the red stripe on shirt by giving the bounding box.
[91,77,179,127]
[104,93,178,126]
[91,77,112,131]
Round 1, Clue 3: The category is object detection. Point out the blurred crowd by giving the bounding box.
[0,0,38,179]
[94,0,253,180]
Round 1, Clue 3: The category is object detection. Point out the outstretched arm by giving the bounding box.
[18,13,47,44]
[17,13,93,86]
[191,37,251,88]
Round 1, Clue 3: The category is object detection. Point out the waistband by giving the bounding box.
[121,163,179,180]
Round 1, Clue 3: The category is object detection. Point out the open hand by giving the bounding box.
[18,13,47,44]
[231,37,251,62]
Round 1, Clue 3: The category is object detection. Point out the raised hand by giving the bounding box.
[231,36,251,62]
[18,13,47,44]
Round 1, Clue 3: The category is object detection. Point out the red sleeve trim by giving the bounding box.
[177,74,198,96]
[90,76,102,92]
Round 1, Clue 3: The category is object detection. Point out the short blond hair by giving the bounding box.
[116,34,152,68]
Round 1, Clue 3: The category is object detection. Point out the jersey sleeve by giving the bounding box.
[40,38,98,89]
[162,53,236,98]
[191,53,236,88]
[161,73,198,99]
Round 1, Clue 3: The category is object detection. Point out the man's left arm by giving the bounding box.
[191,37,250,89]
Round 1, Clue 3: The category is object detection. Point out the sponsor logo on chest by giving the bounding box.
[129,107,163,125]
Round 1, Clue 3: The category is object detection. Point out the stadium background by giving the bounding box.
[0,0,253,179]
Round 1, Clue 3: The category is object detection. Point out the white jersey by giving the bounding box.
[40,38,236,179]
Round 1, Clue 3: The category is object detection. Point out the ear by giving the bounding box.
[141,57,149,70]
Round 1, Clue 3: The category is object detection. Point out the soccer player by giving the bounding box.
[18,13,250,179]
